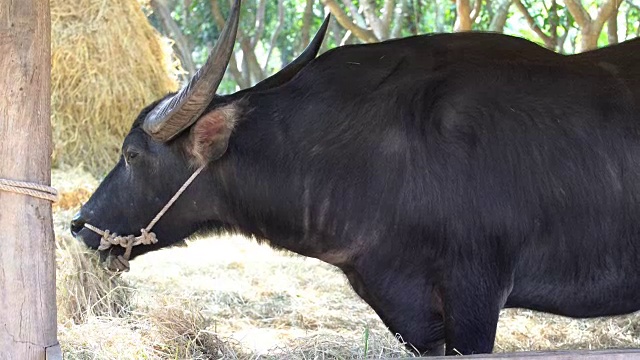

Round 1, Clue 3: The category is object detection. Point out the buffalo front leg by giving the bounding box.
[340,264,445,356]
[442,267,508,355]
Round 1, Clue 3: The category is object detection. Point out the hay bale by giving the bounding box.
[52,0,178,175]
[52,166,99,210]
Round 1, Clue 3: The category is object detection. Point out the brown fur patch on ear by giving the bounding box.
[188,103,240,167]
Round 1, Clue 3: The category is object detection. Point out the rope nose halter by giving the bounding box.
[83,165,206,272]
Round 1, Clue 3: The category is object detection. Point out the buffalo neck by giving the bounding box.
[205,90,384,264]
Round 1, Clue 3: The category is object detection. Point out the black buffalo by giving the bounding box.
[72,0,640,355]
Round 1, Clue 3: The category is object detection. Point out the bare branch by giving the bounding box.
[321,0,378,42]
[240,38,265,84]
[455,0,473,31]
[565,0,621,51]
[264,0,285,69]
[361,0,385,39]
[300,0,314,49]
[330,14,345,45]
[607,6,619,44]
[549,0,558,44]
[150,0,196,76]
[627,0,640,10]
[564,0,591,28]
[557,29,569,52]
[513,0,554,48]
[434,0,445,32]
[593,0,622,34]
[209,0,225,27]
[341,0,367,27]
[341,29,352,45]
[390,0,408,38]
[470,0,482,22]
[209,0,250,88]
[250,0,268,48]
[489,0,511,32]
[382,0,397,33]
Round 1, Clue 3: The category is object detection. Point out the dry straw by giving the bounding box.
[56,235,133,324]
[52,168,132,324]
[51,0,179,175]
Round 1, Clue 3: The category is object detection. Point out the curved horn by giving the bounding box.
[143,0,241,142]
[251,14,330,91]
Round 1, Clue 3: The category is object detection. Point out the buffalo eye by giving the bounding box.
[124,149,139,164]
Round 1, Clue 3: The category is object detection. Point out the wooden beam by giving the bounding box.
[0,0,59,359]
[420,349,640,359]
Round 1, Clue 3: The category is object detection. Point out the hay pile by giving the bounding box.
[52,169,244,359]
[51,168,130,323]
[52,0,179,175]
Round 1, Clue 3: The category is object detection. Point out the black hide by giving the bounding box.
[73,32,640,356]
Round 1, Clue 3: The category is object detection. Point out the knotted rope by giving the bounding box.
[84,165,206,271]
[0,178,58,202]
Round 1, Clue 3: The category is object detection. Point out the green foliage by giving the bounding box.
[149,0,640,91]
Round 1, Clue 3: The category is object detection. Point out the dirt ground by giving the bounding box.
[52,168,640,359]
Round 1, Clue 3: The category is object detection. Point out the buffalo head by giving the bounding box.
[71,0,330,266]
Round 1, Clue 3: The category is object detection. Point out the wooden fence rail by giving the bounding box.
[420,349,640,359]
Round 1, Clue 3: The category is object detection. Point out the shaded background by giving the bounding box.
[152,0,639,90]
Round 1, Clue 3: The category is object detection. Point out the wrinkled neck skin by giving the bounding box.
[197,93,368,267]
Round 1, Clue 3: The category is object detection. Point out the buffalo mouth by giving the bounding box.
[71,225,133,272]
[72,227,102,251]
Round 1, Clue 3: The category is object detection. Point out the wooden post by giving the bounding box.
[0,0,60,359]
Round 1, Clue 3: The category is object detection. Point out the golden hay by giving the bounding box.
[52,166,97,210]
[52,0,178,175]
[54,187,93,211]
[52,168,132,323]
[56,234,133,324]
[145,297,243,359]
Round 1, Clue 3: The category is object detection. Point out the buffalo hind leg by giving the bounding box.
[340,264,445,356]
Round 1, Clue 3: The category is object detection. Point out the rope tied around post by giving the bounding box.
[83,165,206,271]
[0,178,58,202]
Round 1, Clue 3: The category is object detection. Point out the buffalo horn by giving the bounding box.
[143,0,241,142]
[251,14,331,91]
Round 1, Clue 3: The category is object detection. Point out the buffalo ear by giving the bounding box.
[187,103,239,167]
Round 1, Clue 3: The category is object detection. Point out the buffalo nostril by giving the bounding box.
[70,212,86,237]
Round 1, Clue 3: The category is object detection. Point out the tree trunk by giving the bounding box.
[514,0,556,49]
[564,0,621,52]
[240,38,266,85]
[407,0,419,35]
[390,0,407,38]
[321,0,378,43]
[607,10,618,45]
[209,0,249,89]
[580,24,599,51]
[151,0,196,76]
[0,0,59,359]
[264,0,285,69]
[360,0,396,40]
[489,0,511,32]
[300,0,314,51]
[455,0,473,31]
